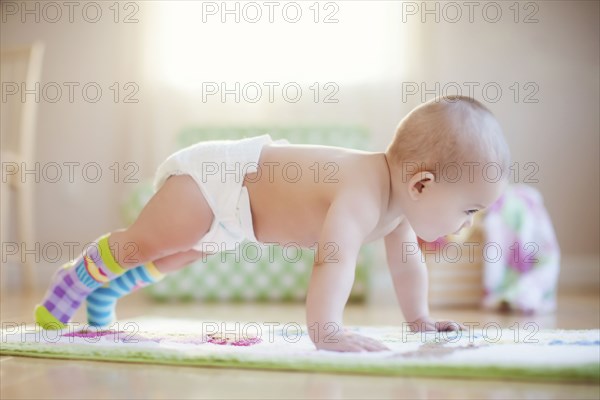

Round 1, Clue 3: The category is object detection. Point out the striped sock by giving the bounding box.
[86,262,164,327]
[34,234,126,330]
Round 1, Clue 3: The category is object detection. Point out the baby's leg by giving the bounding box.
[36,175,214,329]
[108,175,214,268]
[153,248,207,273]
[86,248,206,327]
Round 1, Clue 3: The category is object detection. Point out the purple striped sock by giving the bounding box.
[36,236,127,326]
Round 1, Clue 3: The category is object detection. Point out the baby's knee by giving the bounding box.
[108,229,165,266]
[135,233,178,264]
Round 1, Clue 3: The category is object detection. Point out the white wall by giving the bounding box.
[409,1,599,256]
[1,1,598,291]
[1,3,144,285]
[402,1,600,290]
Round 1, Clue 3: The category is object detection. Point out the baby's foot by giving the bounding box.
[34,235,127,329]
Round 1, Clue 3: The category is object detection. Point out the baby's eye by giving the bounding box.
[465,209,479,215]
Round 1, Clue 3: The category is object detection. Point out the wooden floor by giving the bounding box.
[1,289,599,400]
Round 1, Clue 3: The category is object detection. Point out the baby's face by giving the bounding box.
[405,173,507,242]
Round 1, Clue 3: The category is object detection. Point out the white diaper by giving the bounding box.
[153,134,288,252]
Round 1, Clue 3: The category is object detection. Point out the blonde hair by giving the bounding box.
[386,95,511,177]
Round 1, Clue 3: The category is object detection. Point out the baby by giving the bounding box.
[35,95,510,353]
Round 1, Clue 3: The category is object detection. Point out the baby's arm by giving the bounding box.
[306,196,389,352]
[384,219,465,332]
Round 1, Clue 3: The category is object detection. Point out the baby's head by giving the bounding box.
[385,95,511,242]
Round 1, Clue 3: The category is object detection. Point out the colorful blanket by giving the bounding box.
[1,318,598,382]
[482,184,561,314]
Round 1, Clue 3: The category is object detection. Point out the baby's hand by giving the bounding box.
[315,330,390,353]
[407,316,465,332]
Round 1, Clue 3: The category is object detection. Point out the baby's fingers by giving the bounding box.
[437,320,465,331]
[352,335,389,351]
[408,321,436,332]
[357,336,390,352]
[364,341,390,352]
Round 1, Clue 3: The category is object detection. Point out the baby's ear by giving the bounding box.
[408,171,435,200]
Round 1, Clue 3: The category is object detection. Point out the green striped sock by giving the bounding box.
[86,262,164,327]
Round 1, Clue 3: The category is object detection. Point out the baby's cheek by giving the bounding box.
[438,214,460,234]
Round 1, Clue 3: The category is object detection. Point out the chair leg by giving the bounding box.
[0,182,11,291]
[17,181,36,293]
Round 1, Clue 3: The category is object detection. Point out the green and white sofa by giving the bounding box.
[122,126,376,303]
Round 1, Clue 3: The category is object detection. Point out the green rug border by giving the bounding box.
[1,345,598,383]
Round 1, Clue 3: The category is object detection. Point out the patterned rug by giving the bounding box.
[1,317,598,382]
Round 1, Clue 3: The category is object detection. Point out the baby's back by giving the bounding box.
[244,142,397,248]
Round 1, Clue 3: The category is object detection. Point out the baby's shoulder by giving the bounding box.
[327,173,387,224]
